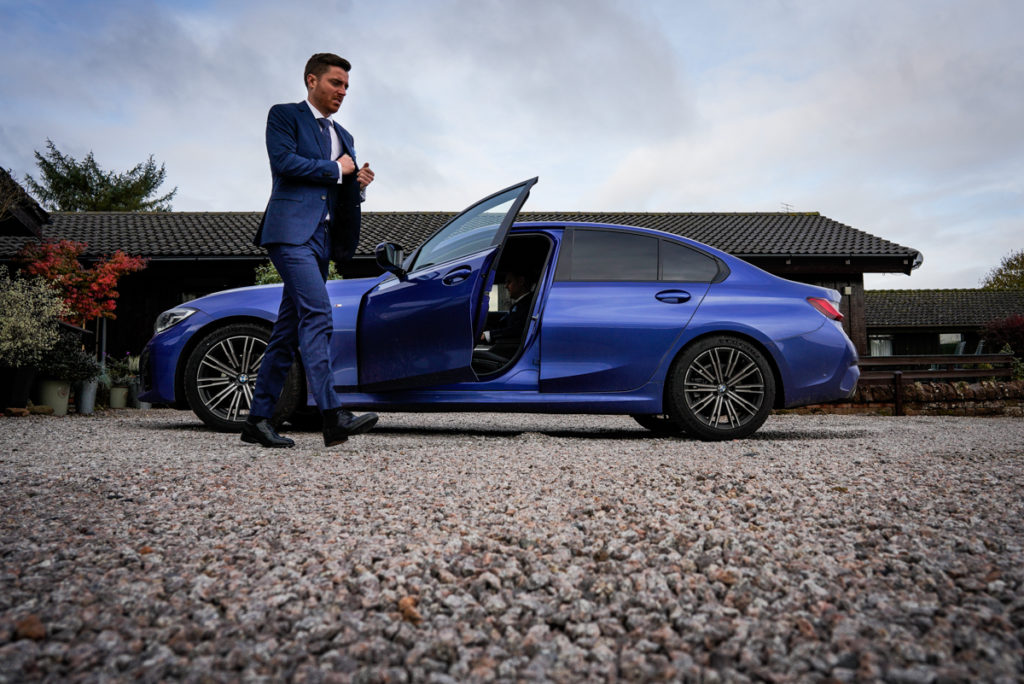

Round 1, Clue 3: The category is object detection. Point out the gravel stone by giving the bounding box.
[1,410,1023,681]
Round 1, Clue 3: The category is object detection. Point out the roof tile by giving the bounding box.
[0,211,919,264]
[866,289,1024,327]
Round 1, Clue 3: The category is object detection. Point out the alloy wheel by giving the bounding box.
[194,333,265,424]
[682,346,766,429]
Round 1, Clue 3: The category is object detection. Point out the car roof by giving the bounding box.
[510,221,735,261]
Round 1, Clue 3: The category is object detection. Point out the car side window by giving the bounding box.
[660,240,720,282]
[408,185,524,273]
[559,230,659,281]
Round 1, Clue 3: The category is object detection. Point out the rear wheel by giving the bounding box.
[631,413,686,435]
[183,323,302,432]
[666,336,775,441]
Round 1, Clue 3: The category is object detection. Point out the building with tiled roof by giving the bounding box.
[0,210,921,272]
[0,168,47,239]
[0,209,922,357]
[865,289,1024,355]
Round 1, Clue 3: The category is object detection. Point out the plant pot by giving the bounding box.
[76,379,98,415]
[0,364,36,409]
[128,379,142,408]
[109,385,129,409]
[35,379,71,416]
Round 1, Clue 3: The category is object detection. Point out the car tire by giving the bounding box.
[183,323,303,432]
[666,336,775,441]
[631,413,686,435]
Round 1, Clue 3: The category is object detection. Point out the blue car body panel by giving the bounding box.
[539,281,710,393]
[358,246,497,390]
[140,219,859,416]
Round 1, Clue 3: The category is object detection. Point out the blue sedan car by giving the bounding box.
[140,178,858,440]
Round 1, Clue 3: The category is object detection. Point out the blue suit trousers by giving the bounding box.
[249,221,340,418]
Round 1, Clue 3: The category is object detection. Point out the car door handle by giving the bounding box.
[442,266,473,285]
[655,289,691,304]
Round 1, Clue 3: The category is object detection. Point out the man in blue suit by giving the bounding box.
[242,53,378,448]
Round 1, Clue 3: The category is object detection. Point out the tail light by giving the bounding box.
[807,297,844,321]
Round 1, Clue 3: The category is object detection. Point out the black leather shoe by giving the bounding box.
[323,409,378,446]
[240,419,295,448]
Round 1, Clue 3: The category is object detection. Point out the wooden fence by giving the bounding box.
[857,353,1015,416]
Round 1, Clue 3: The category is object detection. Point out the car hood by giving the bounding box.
[181,275,384,318]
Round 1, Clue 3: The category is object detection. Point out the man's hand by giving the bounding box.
[337,153,356,176]
[356,163,374,189]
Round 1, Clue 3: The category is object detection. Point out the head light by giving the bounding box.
[154,307,197,334]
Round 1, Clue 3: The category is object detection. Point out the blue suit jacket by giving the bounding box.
[254,101,362,265]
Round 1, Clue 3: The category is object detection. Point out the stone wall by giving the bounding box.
[780,380,1024,417]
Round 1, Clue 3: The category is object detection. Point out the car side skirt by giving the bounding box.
[331,382,664,414]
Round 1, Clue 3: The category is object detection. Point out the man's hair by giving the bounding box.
[304,53,351,86]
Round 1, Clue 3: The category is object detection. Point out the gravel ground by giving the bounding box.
[1,410,1023,683]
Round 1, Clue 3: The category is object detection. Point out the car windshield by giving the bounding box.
[409,186,523,272]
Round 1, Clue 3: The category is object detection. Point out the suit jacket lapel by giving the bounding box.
[300,102,332,159]
[331,121,354,162]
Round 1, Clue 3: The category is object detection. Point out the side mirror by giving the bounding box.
[375,242,407,280]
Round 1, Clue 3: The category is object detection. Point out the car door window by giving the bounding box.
[409,184,529,273]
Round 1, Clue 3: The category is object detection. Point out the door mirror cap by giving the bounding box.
[375,242,407,280]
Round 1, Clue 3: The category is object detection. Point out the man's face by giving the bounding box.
[505,273,528,300]
[307,66,349,116]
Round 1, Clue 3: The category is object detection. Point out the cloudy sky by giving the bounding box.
[2,0,1021,289]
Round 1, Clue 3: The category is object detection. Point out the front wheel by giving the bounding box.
[183,323,303,432]
[666,336,775,441]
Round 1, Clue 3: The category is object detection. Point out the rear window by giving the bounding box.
[556,229,719,282]
[660,240,720,282]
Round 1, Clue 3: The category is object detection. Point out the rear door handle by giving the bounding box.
[655,289,691,304]
[442,266,473,286]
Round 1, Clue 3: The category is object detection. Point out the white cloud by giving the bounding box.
[0,0,1020,288]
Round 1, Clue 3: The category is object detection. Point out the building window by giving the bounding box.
[868,335,893,357]
[939,333,964,354]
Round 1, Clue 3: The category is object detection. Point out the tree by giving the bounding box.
[18,240,147,327]
[0,169,17,220]
[980,248,1024,290]
[23,139,177,212]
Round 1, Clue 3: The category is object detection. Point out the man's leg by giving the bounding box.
[269,236,339,413]
[269,229,377,446]
[242,251,302,448]
[249,284,299,420]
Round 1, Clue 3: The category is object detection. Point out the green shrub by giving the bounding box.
[34,326,101,382]
[254,260,341,285]
[0,265,67,369]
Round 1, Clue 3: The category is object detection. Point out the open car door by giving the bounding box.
[357,178,537,391]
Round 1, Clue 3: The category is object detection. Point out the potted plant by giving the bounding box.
[16,240,146,411]
[0,265,66,410]
[105,354,134,408]
[123,355,150,408]
[33,325,102,416]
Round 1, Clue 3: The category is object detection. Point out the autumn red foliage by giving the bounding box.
[17,240,147,326]
[982,314,1024,357]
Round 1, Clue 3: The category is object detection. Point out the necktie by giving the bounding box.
[319,118,332,158]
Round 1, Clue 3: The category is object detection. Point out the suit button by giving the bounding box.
[321,195,327,200]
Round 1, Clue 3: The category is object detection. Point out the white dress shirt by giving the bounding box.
[306,99,343,183]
